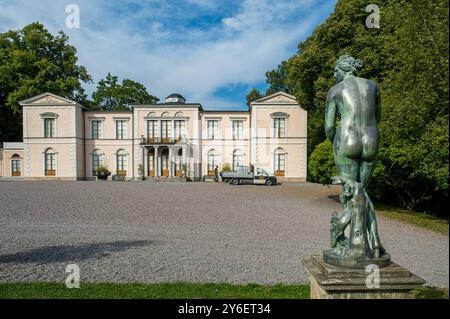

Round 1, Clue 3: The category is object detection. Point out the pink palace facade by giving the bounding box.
[0,91,307,182]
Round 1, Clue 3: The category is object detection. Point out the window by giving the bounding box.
[147,120,159,142]
[116,150,127,176]
[207,120,219,140]
[116,120,128,139]
[174,120,186,139]
[232,149,244,171]
[11,154,21,176]
[45,149,56,176]
[44,118,56,138]
[256,168,269,175]
[232,120,244,140]
[91,120,103,139]
[274,148,286,176]
[161,120,172,142]
[92,150,103,176]
[207,149,219,176]
[273,118,286,138]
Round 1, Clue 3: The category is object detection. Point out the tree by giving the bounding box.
[0,22,92,141]
[265,0,449,216]
[92,73,159,110]
[265,61,290,95]
[245,88,263,106]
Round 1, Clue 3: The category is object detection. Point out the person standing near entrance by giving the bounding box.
[214,166,219,182]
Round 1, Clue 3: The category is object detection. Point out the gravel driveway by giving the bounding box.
[0,181,448,287]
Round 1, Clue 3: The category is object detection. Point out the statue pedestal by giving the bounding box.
[302,255,425,299]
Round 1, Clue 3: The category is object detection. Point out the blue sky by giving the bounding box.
[0,0,336,109]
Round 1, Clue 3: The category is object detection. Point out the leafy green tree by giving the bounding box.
[0,22,92,141]
[264,0,449,215]
[92,73,159,110]
[245,88,263,106]
[265,61,290,95]
[308,139,336,185]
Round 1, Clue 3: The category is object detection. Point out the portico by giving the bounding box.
[140,138,189,178]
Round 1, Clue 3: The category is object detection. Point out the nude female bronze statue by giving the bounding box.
[323,55,390,268]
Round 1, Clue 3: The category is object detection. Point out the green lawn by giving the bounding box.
[375,203,449,235]
[0,282,310,299]
[1,282,447,299]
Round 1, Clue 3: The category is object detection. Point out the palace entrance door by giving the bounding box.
[147,148,155,176]
[161,148,169,177]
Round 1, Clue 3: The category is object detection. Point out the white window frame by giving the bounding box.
[160,120,172,141]
[273,148,287,176]
[43,148,57,176]
[147,120,159,141]
[273,117,286,138]
[116,149,128,175]
[92,150,104,176]
[115,120,128,140]
[232,120,244,140]
[40,112,58,138]
[10,154,21,177]
[174,120,186,139]
[43,118,56,138]
[232,149,244,170]
[207,149,219,174]
[91,120,104,139]
[207,120,219,140]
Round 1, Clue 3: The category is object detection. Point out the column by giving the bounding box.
[169,146,173,177]
[182,145,187,164]
[182,145,187,178]
[154,146,159,177]
[141,146,145,179]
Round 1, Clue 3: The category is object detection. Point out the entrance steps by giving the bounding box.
[143,177,187,182]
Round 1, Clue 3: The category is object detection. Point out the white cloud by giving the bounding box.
[0,0,335,108]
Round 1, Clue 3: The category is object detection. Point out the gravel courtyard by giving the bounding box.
[0,181,448,288]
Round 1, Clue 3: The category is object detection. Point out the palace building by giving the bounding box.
[0,91,307,182]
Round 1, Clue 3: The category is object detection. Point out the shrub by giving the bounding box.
[96,165,110,175]
[221,163,232,172]
[308,139,336,184]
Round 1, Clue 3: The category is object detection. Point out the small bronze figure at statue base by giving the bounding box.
[322,176,391,269]
[303,55,425,298]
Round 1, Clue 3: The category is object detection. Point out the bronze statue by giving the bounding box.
[323,55,390,268]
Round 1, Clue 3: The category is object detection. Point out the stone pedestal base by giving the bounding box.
[303,255,426,299]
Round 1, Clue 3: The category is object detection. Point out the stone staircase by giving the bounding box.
[143,177,188,182]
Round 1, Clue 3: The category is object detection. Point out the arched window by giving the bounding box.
[116,149,127,176]
[160,113,172,141]
[92,149,103,176]
[147,112,157,118]
[174,118,186,140]
[232,149,244,171]
[174,112,184,117]
[44,148,56,176]
[207,149,219,176]
[11,154,21,177]
[274,148,286,177]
